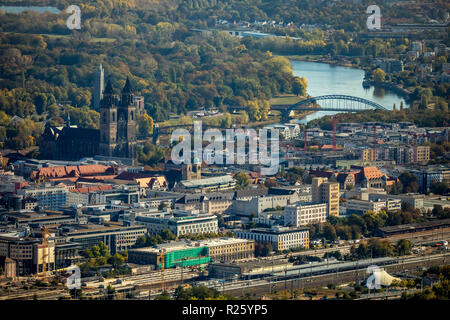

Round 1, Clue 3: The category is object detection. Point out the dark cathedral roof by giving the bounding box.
[60,127,100,140]
[122,77,133,93]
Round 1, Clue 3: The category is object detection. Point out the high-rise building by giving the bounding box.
[362,148,376,161]
[412,146,430,164]
[312,177,340,217]
[93,64,104,110]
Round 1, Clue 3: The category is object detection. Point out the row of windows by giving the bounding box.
[102,111,135,123]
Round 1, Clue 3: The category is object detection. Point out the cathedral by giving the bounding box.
[40,73,141,161]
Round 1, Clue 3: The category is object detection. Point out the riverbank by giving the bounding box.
[368,80,412,101]
[283,54,361,69]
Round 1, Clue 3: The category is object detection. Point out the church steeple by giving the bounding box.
[104,79,114,95]
[122,77,133,94]
[101,79,116,107]
[121,77,135,106]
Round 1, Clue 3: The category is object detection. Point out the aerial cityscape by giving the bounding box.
[0,0,449,308]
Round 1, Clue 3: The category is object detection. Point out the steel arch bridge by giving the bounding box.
[288,94,388,113]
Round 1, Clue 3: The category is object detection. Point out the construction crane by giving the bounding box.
[332,115,338,151]
[41,226,52,280]
[159,249,165,292]
[304,127,308,152]
[372,125,377,156]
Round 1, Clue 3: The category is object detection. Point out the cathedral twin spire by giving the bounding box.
[101,77,134,107]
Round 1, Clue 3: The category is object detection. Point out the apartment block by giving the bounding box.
[17,185,67,209]
[312,177,340,217]
[284,202,328,227]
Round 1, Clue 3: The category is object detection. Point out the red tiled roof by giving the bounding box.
[362,167,383,179]
[31,164,114,180]
[71,185,113,194]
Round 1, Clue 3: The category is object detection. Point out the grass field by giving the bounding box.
[5,31,116,43]
[269,94,305,106]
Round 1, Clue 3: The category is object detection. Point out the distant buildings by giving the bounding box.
[17,185,68,209]
[133,210,219,237]
[374,58,404,73]
[233,188,301,216]
[175,192,234,215]
[412,167,450,193]
[235,226,309,251]
[0,232,55,275]
[61,223,147,254]
[174,175,236,193]
[345,198,401,215]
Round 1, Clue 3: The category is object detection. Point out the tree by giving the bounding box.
[99,241,109,257]
[34,93,47,115]
[373,68,386,83]
[221,112,232,128]
[137,113,154,137]
[235,172,250,190]
[108,253,126,268]
[396,239,411,256]
[398,172,419,193]
[430,181,449,195]
[420,94,429,110]
[261,242,273,256]
[246,100,260,122]
[106,284,116,300]
[161,229,176,241]
[292,76,308,96]
[264,179,279,188]
[323,223,337,241]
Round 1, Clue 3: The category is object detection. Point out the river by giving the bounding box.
[0,6,60,14]
[290,60,410,124]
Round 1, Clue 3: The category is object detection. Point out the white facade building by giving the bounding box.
[284,202,328,227]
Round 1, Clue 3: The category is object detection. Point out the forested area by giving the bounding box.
[0,0,448,151]
[0,0,304,150]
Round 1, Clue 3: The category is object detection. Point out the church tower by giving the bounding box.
[99,80,118,157]
[99,77,137,160]
[93,64,104,110]
[116,77,137,159]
